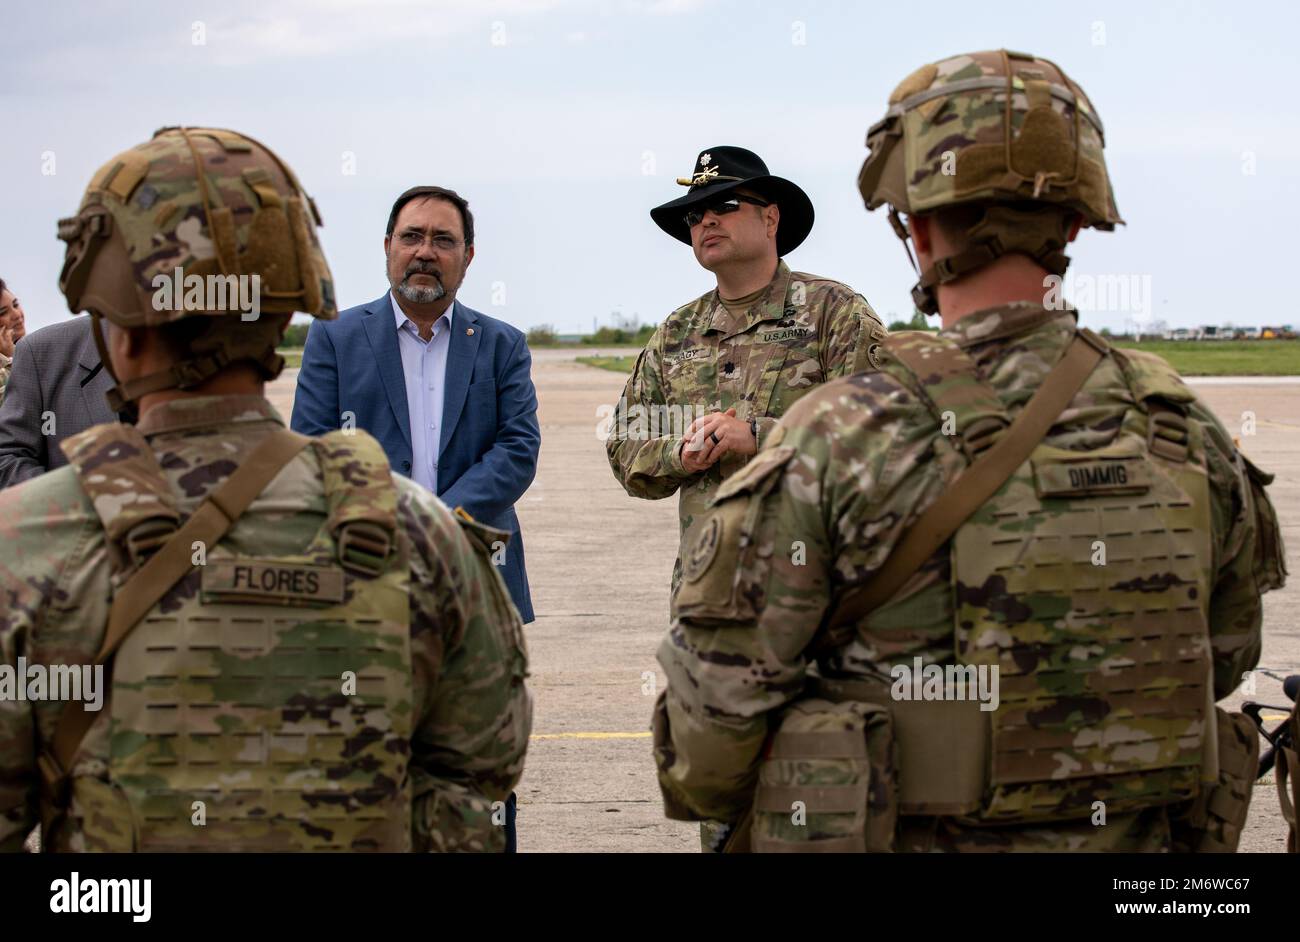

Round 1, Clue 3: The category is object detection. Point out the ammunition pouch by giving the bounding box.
[809,676,988,817]
[1241,454,1288,592]
[1169,708,1259,852]
[751,696,898,852]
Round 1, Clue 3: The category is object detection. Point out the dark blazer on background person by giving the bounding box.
[290,295,540,622]
[0,318,118,488]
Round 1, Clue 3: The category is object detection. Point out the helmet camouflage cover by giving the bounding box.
[59,126,335,326]
[858,49,1120,224]
[857,50,1122,312]
[56,126,336,405]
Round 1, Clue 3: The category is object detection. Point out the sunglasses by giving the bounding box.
[684,193,770,228]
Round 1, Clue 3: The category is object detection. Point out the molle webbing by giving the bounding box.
[39,428,312,843]
[749,698,889,853]
[819,326,1215,825]
[818,327,1109,647]
[948,425,1215,822]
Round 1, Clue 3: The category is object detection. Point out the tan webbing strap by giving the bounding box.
[754,785,864,814]
[768,731,866,759]
[819,329,1108,645]
[39,428,311,832]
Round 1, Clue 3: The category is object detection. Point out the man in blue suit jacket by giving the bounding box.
[291,186,539,628]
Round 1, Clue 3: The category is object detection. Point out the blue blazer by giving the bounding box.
[291,295,539,623]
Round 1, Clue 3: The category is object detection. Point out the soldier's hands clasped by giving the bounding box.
[680,407,756,472]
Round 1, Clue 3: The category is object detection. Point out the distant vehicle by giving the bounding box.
[1201,325,1237,340]
[1238,326,1263,339]
[1169,327,1201,341]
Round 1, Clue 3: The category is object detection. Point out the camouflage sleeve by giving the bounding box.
[0,352,10,408]
[654,371,936,821]
[0,471,104,852]
[655,394,858,821]
[820,287,887,380]
[605,326,693,499]
[399,481,532,852]
[1189,396,1277,699]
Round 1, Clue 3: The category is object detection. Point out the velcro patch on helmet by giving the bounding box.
[204,129,254,152]
[889,62,937,105]
[91,151,151,203]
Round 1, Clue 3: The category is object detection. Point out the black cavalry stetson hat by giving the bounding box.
[650,146,815,257]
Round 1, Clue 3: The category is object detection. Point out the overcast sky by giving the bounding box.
[3,0,1296,336]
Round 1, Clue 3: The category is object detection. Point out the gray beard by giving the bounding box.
[389,257,448,305]
[395,277,446,305]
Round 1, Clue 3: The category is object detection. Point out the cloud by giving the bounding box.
[624,0,710,13]
[192,0,572,64]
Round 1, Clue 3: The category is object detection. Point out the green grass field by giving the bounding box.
[1111,340,1300,376]
[576,343,1299,377]
[278,348,303,369]
[576,355,637,373]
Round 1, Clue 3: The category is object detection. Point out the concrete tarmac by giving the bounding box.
[267,350,1298,853]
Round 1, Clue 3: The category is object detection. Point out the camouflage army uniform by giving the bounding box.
[654,303,1285,851]
[606,260,886,588]
[0,394,530,852]
[0,126,532,853]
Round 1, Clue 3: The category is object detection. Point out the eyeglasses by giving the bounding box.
[396,231,464,253]
[684,194,770,228]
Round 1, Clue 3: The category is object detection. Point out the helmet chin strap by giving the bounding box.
[90,314,137,423]
[91,313,283,418]
[889,205,1074,317]
[888,207,941,316]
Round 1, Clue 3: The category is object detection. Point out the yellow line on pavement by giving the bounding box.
[531,731,652,740]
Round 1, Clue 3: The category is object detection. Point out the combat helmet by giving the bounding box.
[57,126,336,411]
[857,49,1122,313]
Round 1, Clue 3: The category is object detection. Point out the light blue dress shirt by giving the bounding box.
[391,292,452,493]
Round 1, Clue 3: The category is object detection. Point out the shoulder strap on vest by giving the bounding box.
[1112,347,1196,463]
[61,423,180,574]
[815,328,1110,654]
[315,429,398,576]
[38,427,312,842]
[453,505,513,557]
[881,331,1010,460]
